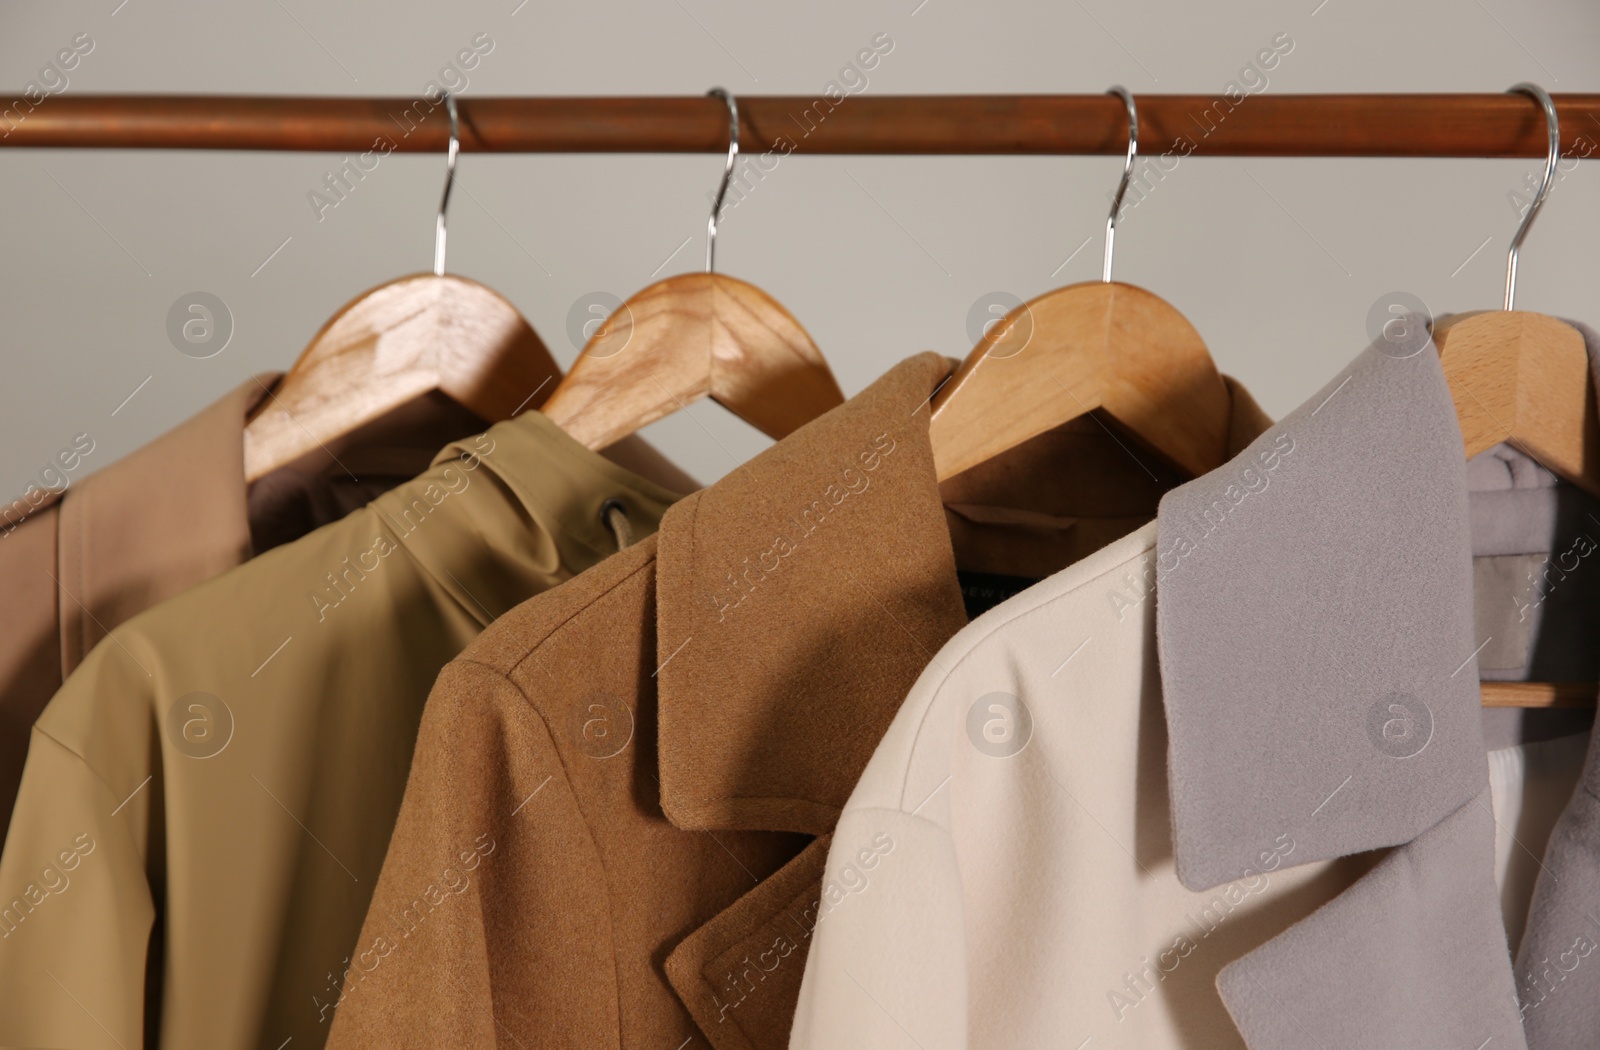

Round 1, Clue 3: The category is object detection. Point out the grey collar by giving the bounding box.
[1156,334,1488,888]
[1155,333,1531,1048]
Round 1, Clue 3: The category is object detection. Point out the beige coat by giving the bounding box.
[790,337,1596,1049]
[0,408,686,1050]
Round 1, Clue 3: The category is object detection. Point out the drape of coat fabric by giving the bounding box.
[1505,324,1600,1050]
[0,408,688,1050]
[0,376,274,848]
[317,353,1276,1050]
[0,377,486,844]
[1467,441,1600,947]
[789,331,1600,1050]
[786,541,1579,1049]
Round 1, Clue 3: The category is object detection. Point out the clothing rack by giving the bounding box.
[4,93,1600,155]
[9,92,1597,709]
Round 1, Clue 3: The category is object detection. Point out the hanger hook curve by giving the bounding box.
[1103,86,1137,284]
[433,91,459,277]
[1504,83,1558,310]
[706,87,739,274]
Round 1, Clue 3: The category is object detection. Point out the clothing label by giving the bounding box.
[955,569,1041,620]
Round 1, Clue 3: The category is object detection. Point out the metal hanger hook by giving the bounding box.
[433,91,460,277]
[1103,86,1137,284]
[706,87,739,274]
[1504,83,1558,310]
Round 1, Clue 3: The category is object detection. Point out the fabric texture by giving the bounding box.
[1218,792,1525,1048]
[1467,442,1600,688]
[0,378,626,847]
[243,389,489,555]
[324,353,998,1050]
[0,408,685,1050]
[1158,339,1486,891]
[1155,336,1536,1049]
[786,531,1586,1050]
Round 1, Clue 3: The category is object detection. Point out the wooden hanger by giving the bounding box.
[1432,84,1600,708]
[539,88,844,451]
[243,94,561,482]
[928,87,1232,483]
[1438,312,1599,499]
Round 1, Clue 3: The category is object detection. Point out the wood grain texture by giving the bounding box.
[243,273,561,481]
[9,94,1600,157]
[1480,681,1597,708]
[1436,311,1600,500]
[928,281,1231,481]
[539,273,844,451]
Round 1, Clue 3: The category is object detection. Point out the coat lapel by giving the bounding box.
[1220,791,1527,1049]
[664,837,834,1050]
[652,352,969,837]
[1157,326,1544,1047]
[651,353,971,1048]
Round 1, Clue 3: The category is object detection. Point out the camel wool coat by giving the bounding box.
[322,352,1276,1050]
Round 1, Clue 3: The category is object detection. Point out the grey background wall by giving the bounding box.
[2,0,1598,495]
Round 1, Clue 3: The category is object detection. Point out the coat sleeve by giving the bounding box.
[0,727,156,1050]
[324,657,620,1049]
[788,806,969,1050]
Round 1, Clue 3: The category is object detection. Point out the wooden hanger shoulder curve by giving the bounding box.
[1435,310,1600,499]
[540,272,844,451]
[243,272,561,482]
[928,280,1232,482]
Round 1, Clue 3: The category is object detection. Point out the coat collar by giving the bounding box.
[1154,320,1600,1049]
[653,352,969,836]
[56,375,275,673]
[387,407,687,629]
[651,353,969,1050]
[652,355,1274,838]
[1157,333,1488,890]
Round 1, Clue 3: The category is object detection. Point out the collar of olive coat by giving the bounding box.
[0,376,601,850]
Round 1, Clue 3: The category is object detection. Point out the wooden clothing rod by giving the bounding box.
[5,94,1600,156]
